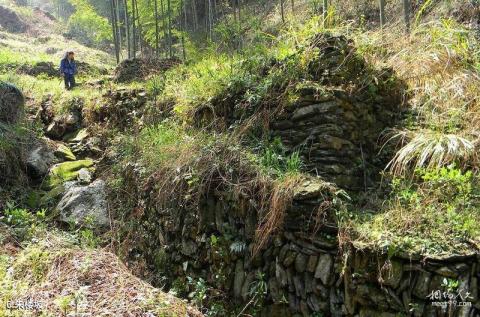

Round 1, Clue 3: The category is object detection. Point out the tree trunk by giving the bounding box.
[213,0,217,23]
[205,0,209,40]
[154,0,160,56]
[237,0,242,50]
[123,0,131,58]
[322,0,328,27]
[234,0,238,24]
[379,0,386,28]
[403,0,410,33]
[110,0,120,63]
[134,0,143,55]
[192,0,198,31]
[160,0,168,58]
[280,0,285,23]
[167,0,173,58]
[291,0,294,13]
[208,0,213,40]
[114,0,122,58]
[181,0,187,60]
[131,0,136,57]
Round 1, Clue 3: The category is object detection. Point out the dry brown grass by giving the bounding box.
[356,21,479,119]
[252,174,302,255]
[384,129,476,175]
[0,231,202,317]
[352,18,480,174]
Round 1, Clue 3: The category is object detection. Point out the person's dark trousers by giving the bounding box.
[64,74,75,90]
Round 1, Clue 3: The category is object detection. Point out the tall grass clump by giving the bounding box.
[385,129,475,176]
[355,19,480,135]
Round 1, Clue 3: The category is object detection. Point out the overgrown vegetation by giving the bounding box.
[350,165,480,255]
[0,229,196,316]
[2,0,480,315]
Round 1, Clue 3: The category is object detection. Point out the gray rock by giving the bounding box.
[299,300,310,316]
[291,101,337,121]
[45,47,58,55]
[181,239,197,256]
[307,293,324,312]
[329,288,344,317]
[283,251,297,267]
[359,309,398,317]
[46,110,82,140]
[304,272,315,293]
[241,272,255,302]
[288,292,299,312]
[381,260,403,289]
[45,120,66,139]
[294,180,329,200]
[77,168,92,184]
[56,179,109,228]
[269,276,283,303]
[279,244,290,262]
[307,255,318,273]
[295,253,308,273]
[0,82,24,124]
[434,266,458,278]
[25,143,56,178]
[413,271,431,299]
[276,260,288,287]
[315,254,333,285]
[233,260,245,299]
[293,275,306,299]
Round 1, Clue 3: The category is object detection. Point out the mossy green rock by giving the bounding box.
[42,159,94,190]
[63,128,88,143]
[54,144,76,161]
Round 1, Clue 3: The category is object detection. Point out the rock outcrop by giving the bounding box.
[0,82,24,124]
[56,179,109,228]
[0,5,27,33]
[0,83,25,186]
[128,173,480,316]
[25,141,56,178]
[90,88,147,129]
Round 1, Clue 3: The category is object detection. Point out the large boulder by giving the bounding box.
[25,142,56,178]
[56,179,109,228]
[0,5,27,33]
[0,82,24,124]
[44,103,83,140]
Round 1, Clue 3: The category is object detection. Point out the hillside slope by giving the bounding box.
[1,0,480,316]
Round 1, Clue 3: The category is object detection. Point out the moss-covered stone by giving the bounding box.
[42,159,94,190]
[54,144,76,161]
[63,128,88,143]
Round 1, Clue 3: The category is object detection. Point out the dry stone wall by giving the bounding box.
[133,175,480,317]
[271,87,397,190]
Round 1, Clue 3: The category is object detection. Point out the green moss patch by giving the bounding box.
[53,144,76,161]
[42,159,94,190]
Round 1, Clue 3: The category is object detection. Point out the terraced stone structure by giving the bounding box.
[120,35,479,316]
[130,175,480,316]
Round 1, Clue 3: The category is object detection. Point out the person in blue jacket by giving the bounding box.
[60,51,77,90]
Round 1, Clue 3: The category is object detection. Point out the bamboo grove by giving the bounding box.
[42,0,420,63]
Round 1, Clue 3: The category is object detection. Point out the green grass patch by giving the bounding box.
[348,165,480,256]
